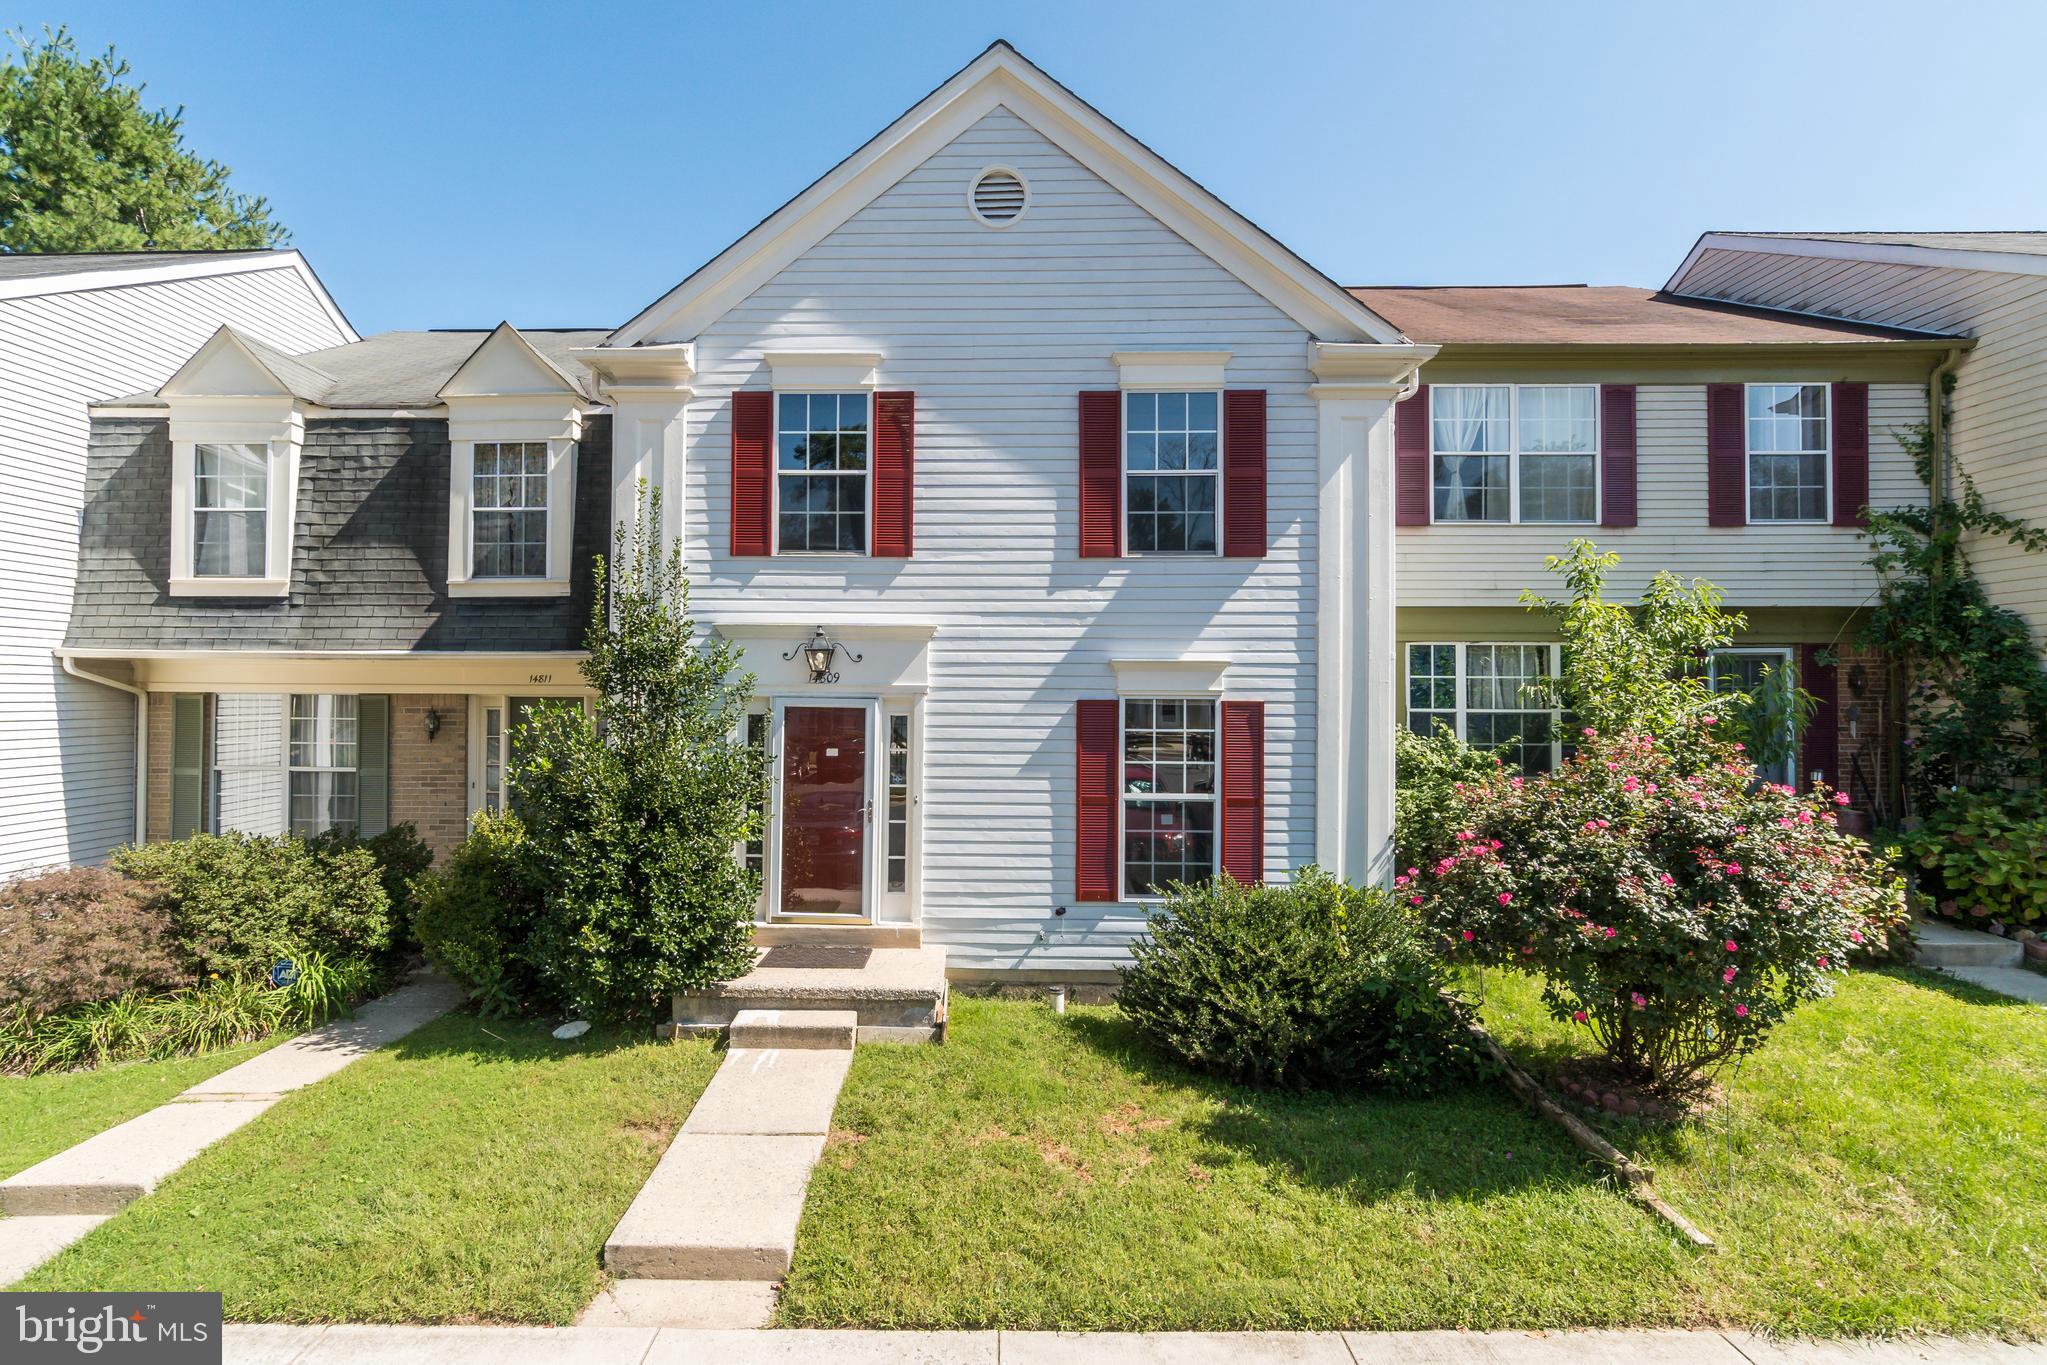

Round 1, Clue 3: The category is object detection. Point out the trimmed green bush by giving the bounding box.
[1908,790,2047,928]
[1395,724,1505,873]
[308,822,434,932]
[1118,869,1480,1092]
[113,832,393,977]
[411,812,546,1016]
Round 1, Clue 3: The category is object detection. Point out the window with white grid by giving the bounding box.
[1746,384,1829,523]
[1431,385,1597,524]
[1122,698,1217,896]
[193,443,269,577]
[288,694,359,836]
[473,441,550,578]
[777,392,869,553]
[1405,643,1564,774]
[1125,391,1219,554]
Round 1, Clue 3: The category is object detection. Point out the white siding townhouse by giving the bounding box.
[0,250,353,880]
[52,44,1968,983]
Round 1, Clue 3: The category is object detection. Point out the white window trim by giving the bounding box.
[1122,388,1225,559]
[1427,383,1602,527]
[1742,381,1832,526]
[1118,693,1222,904]
[1404,642,1567,771]
[465,693,590,817]
[769,387,876,557]
[447,434,577,598]
[168,403,302,599]
[1111,351,1231,389]
[209,691,360,836]
[1708,647,1801,787]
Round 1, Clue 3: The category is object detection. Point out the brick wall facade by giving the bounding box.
[390,694,470,859]
[1827,642,1894,819]
[145,692,174,843]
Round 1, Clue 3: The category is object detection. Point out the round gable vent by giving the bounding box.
[970,167,1028,227]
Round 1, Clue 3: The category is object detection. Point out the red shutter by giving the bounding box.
[1075,699,1120,901]
[1219,700,1265,885]
[1394,383,1430,526]
[1222,389,1267,557]
[1706,383,1746,527]
[873,390,914,557]
[1600,384,1638,529]
[1832,382,1870,528]
[1800,645,1839,789]
[731,391,773,556]
[1079,391,1122,558]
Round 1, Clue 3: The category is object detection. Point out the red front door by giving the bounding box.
[780,706,867,917]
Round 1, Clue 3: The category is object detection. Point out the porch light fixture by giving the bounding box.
[423,707,441,742]
[786,625,861,684]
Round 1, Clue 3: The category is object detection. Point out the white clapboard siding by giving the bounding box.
[672,108,1317,973]
[1397,383,1926,607]
[1678,244,2047,638]
[0,262,351,879]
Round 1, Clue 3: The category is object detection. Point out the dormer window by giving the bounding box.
[193,443,270,577]
[471,441,550,578]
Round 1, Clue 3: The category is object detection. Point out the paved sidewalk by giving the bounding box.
[0,973,463,1284]
[220,1326,2047,1364]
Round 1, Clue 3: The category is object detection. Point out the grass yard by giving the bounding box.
[15,1013,721,1321]
[780,977,2047,1335]
[0,1037,284,1180]
[1476,966,2047,1337]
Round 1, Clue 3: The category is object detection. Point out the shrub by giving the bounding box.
[113,831,393,977]
[1396,724,1505,872]
[1118,868,1480,1092]
[308,822,434,932]
[1418,726,1901,1093]
[1906,790,2047,928]
[511,487,767,1023]
[0,866,192,1019]
[411,812,547,1016]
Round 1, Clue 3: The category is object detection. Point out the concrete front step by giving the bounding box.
[727,1009,856,1050]
[1944,964,2047,1004]
[755,921,922,948]
[1914,919,2025,969]
[0,1098,276,1216]
[669,945,947,1043]
[604,1132,826,1280]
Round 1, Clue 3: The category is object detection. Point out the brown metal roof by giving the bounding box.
[1347,285,1954,347]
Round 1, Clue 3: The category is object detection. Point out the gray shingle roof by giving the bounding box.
[0,249,292,280]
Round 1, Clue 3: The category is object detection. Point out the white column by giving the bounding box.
[606,389,693,553]
[1309,342,1434,888]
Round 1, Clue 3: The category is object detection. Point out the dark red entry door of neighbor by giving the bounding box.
[780,706,868,917]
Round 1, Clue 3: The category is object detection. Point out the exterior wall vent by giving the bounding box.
[969,168,1028,227]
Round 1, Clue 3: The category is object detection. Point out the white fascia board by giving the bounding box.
[1107,656,1232,694]
[1667,232,2047,294]
[609,44,1405,347]
[764,351,883,389]
[0,252,358,343]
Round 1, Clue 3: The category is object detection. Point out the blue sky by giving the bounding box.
[28,0,2047,335]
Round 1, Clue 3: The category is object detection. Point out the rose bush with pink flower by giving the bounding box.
[1413,724,1904,1092]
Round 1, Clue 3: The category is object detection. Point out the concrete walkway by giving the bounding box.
[1914,921,2047,1005]
[0,973,463,1284]
[218,1326,2047,1364]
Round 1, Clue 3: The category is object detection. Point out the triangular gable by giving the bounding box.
[609,41,1404,347]
[439,322,586,399]
[157,324,336,401]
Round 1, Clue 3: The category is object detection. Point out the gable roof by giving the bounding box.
[0,249,356,339]
[1668,231,2047,291]
[157,324,340,401]
[606,41,1403,348]
[1349,285,1957,347]
[438,321,587,399]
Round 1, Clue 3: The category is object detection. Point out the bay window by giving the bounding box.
[1122,698,1217,896]
[1431,385,1597,524]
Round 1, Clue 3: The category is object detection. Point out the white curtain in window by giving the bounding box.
[1432,387,1507,453]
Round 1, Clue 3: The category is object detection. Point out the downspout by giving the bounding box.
[58,652,147,846]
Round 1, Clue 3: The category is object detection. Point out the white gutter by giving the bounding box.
[58,652,147,846]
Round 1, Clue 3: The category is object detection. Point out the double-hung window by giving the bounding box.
[1406,643,1564,774]
[1122,698,1217,895]
[1709,649,1797,786]
[193,443,269,577]
[1431,385,1597,524]
[472,441,549,577]
[288,694,359,836]
[1746,383,1829,523]
[1125,391,1219,554]
[777,392,869,553]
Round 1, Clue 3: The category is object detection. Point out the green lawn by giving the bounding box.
[0,1037,284,1180]
[15,1014,721,1322]
[780,978,2047,1335]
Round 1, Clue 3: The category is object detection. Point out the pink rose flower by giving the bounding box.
[1850,930,1865,944]
[1410,895,1423,906]
[1725,940,1739,952]
[1603,927,1617,939]
[1631,992,1646,1009]
[1818,955,1830,969]
[1461,929,1475,942]
[1394,875,1410,887]
[1572,1010,1588,1023]
[1723,965,1738,983]
[1496,892,1513,906]
[1658,872,1676,887]
[1835,792,1850,806]
[1733,1003,1749,1018]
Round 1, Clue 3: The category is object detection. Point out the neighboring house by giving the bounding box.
[1668,232,2047,641]
[0,251,354,880]
[56,44,1964,980]
[1357,284,1957,821]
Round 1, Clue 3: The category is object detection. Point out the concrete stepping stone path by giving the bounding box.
[595,1007,860,1329]
[1913,920,2047,1005]
[0,972,462,1284]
